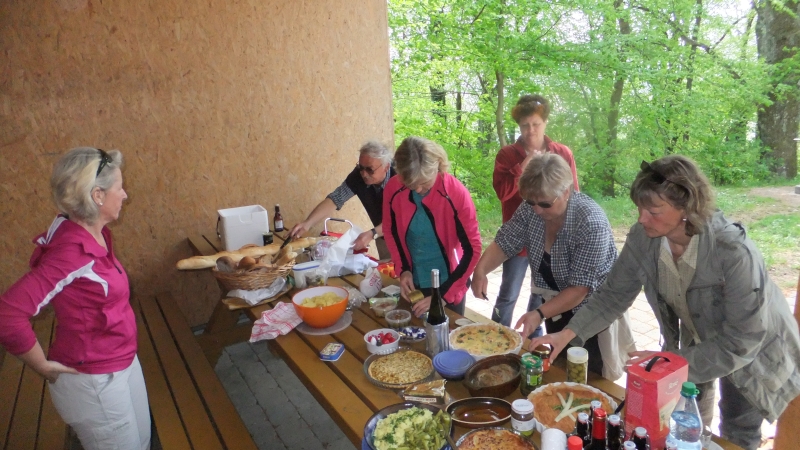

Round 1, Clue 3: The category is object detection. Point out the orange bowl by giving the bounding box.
[292,286,349,328]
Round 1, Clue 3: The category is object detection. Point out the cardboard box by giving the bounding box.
[624,351,688,448]
[217,205,269,251]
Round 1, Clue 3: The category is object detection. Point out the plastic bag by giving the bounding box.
[359,266,383,298]
[228,277,287,306]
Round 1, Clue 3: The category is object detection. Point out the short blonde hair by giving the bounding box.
[631,155,715,236]
[51,147,123,224]
[518,153,574,200]
[394,136,450,189]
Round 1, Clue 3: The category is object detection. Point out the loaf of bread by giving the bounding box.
[176,237,320,270]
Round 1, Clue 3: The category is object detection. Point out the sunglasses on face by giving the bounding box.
[640,161,688,192]
[525,195,560,209]
[356,163,382,176]
[96,149,111,178]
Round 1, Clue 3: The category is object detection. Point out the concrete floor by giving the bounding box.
[216,266,797,449]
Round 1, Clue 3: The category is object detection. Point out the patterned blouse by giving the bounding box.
[494,192,618,312]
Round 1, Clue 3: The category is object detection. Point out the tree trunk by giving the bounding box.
[602,0,632,196]
[495,70,507,147]
[755,0,800,178]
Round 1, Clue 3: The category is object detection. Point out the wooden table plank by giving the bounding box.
[139,297,224,450]
[35,312,67,450]
[134,299,193,450]
[188,235,218,258]
[0,339,25,449]
[6,314,53,450]
[155,294,258,450]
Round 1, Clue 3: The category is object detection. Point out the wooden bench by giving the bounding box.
[135,293,258,450]
[0,307,70,450]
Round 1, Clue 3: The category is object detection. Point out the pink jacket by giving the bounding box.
[0,216,136,374]
[383,173,482,305]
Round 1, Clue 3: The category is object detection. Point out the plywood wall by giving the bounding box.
[0,0,394,325]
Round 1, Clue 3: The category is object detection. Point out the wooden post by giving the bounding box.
[773,272,800,447]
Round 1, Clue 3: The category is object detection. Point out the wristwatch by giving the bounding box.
[370,228,378,239]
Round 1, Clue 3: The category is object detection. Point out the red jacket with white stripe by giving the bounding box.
[383,173,482,305]
[0,216,136,374]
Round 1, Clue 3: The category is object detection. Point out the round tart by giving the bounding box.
[448,323,522,360]
[527,382,618,434]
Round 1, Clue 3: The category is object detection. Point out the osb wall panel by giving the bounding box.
[0,0,394,326]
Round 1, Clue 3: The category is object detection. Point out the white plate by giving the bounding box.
[455,318,474,326]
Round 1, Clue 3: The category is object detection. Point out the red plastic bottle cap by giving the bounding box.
[567,435,584,450]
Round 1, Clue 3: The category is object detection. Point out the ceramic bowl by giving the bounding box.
[363,402,453,450]
[445,397,512,428]
[462,353,522,398]
[364,328,401,355]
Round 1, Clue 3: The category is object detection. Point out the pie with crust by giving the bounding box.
[449,323,522,358]
[527,382,616,433]
[368,350,433,385]
[457,428,535,450]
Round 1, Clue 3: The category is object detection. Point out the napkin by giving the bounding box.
[249,302,302,343]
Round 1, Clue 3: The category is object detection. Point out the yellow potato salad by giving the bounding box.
[301,292,343,307]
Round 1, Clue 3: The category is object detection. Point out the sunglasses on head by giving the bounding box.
[640,161,688,192]
[96,149,111,178]
[356,163,382,176]
[525,195,559,209]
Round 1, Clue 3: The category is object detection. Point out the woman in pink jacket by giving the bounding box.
[0,147,150,450]
[383,136,483,317]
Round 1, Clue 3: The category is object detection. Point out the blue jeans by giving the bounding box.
[492,256,529,327]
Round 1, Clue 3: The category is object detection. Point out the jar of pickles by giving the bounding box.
[520,353,543,395]
[566,347,588,384]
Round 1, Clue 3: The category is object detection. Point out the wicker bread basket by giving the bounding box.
[212,261,295,291]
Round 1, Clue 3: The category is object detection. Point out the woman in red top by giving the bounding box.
[491,95,579,329]
[0,147,150,450]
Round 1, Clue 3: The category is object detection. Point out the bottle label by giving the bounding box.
[511,418,535,434]
[526,373,542,387]
[275,219,284,231]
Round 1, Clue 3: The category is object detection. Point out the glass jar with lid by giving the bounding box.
[520,353,543,395]
[533,345,551,372]
[511,399,535,437]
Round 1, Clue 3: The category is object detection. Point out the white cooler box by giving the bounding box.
[217,205,269,251]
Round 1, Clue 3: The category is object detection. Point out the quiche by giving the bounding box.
[457,428,535,450]
[449,323,522,358]
[527,382,616,434]
[368,350,433,386]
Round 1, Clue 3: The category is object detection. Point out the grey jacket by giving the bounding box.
[567,211,800,421]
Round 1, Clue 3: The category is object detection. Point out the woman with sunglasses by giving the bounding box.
[529,155,800,450]
[491,95,580,330]
[383,136,482,317]
[472,153,618,375]
[289,141,395,259]
[0,147,150,450]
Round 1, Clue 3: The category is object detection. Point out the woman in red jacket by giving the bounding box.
[491,94,579,329]
[383,136,483,317]
[0,147,150,450]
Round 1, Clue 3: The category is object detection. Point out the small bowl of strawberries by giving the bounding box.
[364,328,400,355]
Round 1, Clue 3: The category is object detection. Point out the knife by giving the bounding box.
[278,234,293,251]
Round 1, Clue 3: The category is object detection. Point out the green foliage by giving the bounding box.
[389,0,781,201]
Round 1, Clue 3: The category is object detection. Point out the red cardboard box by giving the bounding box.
[624,351,688,449]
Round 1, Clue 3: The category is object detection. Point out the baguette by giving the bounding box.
[176,236,320,270]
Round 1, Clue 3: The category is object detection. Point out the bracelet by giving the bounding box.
[370,228,378,239]
[535,308,545,321]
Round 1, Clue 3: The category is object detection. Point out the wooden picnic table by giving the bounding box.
[188,233,742,449]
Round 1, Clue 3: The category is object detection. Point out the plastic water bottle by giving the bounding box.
[668,381,703,449]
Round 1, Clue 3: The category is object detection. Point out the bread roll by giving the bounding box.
[237,256,257,270]
[273,251,297,267]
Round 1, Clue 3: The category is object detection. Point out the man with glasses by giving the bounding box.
[289,141,395,259]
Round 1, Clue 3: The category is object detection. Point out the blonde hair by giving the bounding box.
[518,153,574,200]
[630,155,716,236]
[51,147,123,224]
[394,136,450,189]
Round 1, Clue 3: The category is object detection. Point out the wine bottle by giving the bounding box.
[584,408,607,450]
[574,412,590,447]
[426,269,447,325]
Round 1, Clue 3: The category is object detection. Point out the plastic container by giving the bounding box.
[369,297,397,317]
[432,350,475,380]
[566,347,589,384]
[217,205,269,251]
[667,382,702,449]
[292,261,321,289]
[385,309,412,329]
